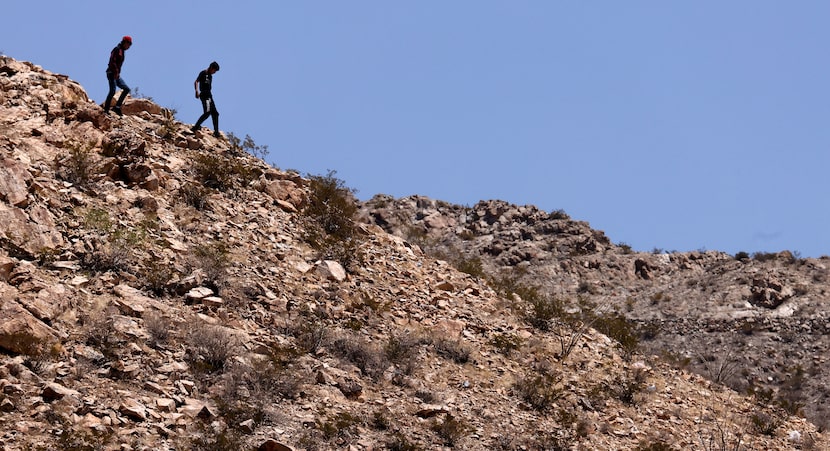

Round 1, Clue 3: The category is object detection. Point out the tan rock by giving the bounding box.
[0,298,59,354]
[0,157,32,207]
[317,260,346,282]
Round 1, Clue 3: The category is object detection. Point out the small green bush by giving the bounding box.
[302,170,364,267]
[452,256,486,279]
[193,152,260,192]
[490,332,523,355]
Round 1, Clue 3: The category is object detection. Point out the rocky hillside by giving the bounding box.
[0,56,826,450]
[362,195,830,431]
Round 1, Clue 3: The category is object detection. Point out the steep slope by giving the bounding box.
[0,56,825,450]
[361,195,830,430]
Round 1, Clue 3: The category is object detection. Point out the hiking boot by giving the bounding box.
[103,108,110,115]
[113,107,123,117]
[213,131,221,138]
[190,126,199,133]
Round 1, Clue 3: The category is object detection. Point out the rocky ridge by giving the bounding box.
[0,56,826,450]
[361,194,830,429]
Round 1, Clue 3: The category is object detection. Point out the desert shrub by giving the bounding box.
[372,409,393,430]
[217,356,304,432]
[452,256,486,279]
[524,293,565,332]
[513,364,563,412]
[750,411,781,436]
[618,242,633,254]
[431,413,471,447]
[143,311,171,349]
[549,209,570,220]
[384,332,423,375]
[186,323,236,374]
[79,211,146,274]
[592,312,640,358]
[228,132,269,160]
[187,424,248,451]
[83,208,112,233]
[386,432,422,451]
[180,181,212,210]
[331,333,389,380]
[735,251,750,261]
[193,152,260,192]
[752,251,778,262]
[52,416,116,451]
[776,365,806,415]
[58,141,96,188]
[415,389,439,404]
[140,258,174,296]
[611,366,648,406]
[697,350,741,386]
[81,307,119,360]
[157,108,178,139]
[316,411,364,442]
[287,314,327,354]
[302,170,364,267]
[490,332,523,355]
[487,268,536,302]
[636,440,676,451]
[189,240,230,291]
[433,337,471,364]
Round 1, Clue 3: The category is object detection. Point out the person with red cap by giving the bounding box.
[103,36,132,116]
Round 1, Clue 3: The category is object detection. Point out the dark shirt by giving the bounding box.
[107,44,125,78]
[197,70,213,99]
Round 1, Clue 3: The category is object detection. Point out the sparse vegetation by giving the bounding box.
[143,311,172,349]
[193,152,260,192]
[186,323,237,374]
[432,337,471,364]
[189,240,230,291]
[431,413,472,447]
[228,132,269,160]
[180,181,212,210]
[302,170,364,267]
[330,333,389,380]
[490,332,523,355]
[57,141,96,188]
[512,362,563,412]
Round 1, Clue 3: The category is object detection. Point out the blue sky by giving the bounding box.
[3,2,830,257]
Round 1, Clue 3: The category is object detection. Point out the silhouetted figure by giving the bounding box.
[191,61,221,138]
[104,36,132,116]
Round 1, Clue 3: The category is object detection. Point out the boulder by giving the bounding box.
[0,297,59,354]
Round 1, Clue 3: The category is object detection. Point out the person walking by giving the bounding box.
[191,61,221,138]
[104,36,132,116]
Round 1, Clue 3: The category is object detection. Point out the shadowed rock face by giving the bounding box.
[0,55,827,450]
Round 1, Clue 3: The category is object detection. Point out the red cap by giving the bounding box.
[122,36,132,44]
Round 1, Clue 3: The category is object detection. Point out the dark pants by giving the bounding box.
[195,96,219,131]
[104,73,130,110]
